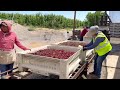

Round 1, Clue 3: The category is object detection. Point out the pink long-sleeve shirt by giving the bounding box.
[0,21,29,51]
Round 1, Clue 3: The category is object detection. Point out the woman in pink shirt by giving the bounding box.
[0,21,30,79]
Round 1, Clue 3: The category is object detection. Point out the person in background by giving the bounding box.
[80,26,89,41]
[83,25,112,79]
[67,31,70,40]
[0,21,31,79]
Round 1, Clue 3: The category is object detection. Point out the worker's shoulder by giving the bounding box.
[82,29,88,32]
[0,31,2,33]
[10,31,17,36]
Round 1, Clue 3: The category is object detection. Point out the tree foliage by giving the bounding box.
[85,11,105,26]
[0,11,105,29]
[0,13,83,29]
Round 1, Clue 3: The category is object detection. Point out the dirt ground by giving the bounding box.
[12,23,72,52]
[12,23,120,79]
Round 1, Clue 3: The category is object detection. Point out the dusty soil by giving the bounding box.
[12,23,72,52]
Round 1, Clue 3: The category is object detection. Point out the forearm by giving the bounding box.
[16,42,29,50]
[86,37,105,50]
[15,37,29,50]
[86,44,97,50]
[84,40,93,47]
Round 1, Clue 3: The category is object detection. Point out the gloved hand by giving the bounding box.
[83,47,87,51]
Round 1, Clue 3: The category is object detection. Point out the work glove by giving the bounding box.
[83,46,87,51]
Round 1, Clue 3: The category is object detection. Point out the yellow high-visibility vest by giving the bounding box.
[93,31,112,56]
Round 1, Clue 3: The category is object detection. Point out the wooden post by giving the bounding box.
[73,11,76,39]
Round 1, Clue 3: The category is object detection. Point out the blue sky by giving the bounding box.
[0,11,96,21]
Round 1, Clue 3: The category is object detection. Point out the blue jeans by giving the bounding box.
[0,63,14,77]
[93,52,110,78]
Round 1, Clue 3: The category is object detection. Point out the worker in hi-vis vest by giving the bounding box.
[83,25,112,79]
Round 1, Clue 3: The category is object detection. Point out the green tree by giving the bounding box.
[86,11,104,26]
[0,12,84,29]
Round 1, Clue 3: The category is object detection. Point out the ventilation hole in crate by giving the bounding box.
[72,72,75,76]
[75,69,78,72]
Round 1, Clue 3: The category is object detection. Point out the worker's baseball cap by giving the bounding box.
[84,25,99,37]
